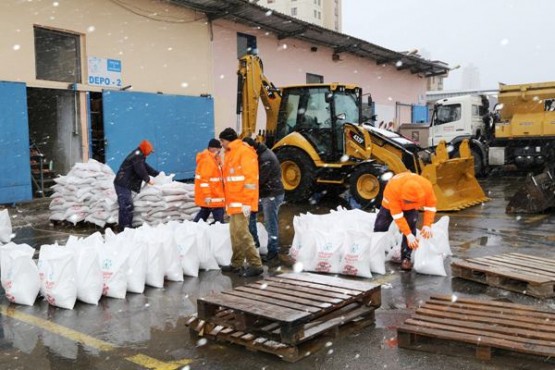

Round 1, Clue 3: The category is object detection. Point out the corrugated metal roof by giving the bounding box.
[170,0,450,77]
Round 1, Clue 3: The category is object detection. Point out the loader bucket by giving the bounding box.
[506,169,555,214]
[420,140,490,211]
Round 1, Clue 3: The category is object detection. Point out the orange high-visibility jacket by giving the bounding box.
[194,149,225,208]
[222,140,259,215]
[381,172,437,236]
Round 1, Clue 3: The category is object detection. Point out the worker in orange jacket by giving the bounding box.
[218,128,263,277]
[374,172,437,271]
[193,139,225,224]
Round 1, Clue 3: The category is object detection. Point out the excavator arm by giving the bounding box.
[237,54,282,138]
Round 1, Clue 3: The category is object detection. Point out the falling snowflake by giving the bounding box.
[340,154,349,163]
[451,294,458,303]
[265,10,273,16]
[181,82,189,88]
[12,44,21,51]
[87,26,96,33]
[395,61,403,67]
[500,38,509,46]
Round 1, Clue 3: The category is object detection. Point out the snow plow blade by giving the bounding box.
[420,140,490,211]
[506,168,555,214]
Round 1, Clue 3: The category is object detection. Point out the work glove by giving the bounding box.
[242,205,251,218]
[204,197,211,204]
[406,234,419,250]
[421,226,433,239]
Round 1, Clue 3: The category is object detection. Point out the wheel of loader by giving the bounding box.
[349,163,388,209]
[276,147,316,202]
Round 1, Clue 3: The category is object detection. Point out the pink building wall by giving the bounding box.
[211,20,427,134]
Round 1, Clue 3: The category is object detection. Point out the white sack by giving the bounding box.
[0,209,13,243]
[97,240,129,299]
[39,245,78,309]
[175,222,200,277]
[0,244,39,306]
[209,223,232,267]
[339,232,372,278]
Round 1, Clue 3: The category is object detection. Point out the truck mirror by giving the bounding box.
[325,92,333,103]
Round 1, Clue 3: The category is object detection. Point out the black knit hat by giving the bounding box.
[219,127,238,142]
[242,137,256,148]
[208,138,222,149]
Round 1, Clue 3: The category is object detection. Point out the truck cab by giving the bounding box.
[429,95,485,147]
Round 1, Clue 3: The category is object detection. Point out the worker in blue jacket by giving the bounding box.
[113,140,159,229]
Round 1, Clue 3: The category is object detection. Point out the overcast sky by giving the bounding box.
[342,0,555,90]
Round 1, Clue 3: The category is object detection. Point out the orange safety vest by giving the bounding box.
[221,139,259,215]
[381,172,437,235]
[194,149,225,208]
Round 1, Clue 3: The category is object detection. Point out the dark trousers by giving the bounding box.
[193,207,225,224]
[374,207,419,261]
[115,184,133,229]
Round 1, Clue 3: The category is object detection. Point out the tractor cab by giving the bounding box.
[275,84,362,163]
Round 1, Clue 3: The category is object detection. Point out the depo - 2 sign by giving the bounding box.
[88,57,122,87]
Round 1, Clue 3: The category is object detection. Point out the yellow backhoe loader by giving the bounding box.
[237,54,488,211]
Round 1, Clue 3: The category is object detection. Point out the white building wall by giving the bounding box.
[0,0,212,96]
[211,20,427,134]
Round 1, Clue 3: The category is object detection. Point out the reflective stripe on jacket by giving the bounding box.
[222,140,259,215]
[381,172,437,235]
[194,149,225,208]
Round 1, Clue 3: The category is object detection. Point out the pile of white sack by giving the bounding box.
[290,207,452,277]
[0,219,268,309]
[49,160,200,227]
[49,159,118,226]
[132,173,199,226]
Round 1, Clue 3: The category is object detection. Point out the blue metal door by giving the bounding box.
[102,90,214,180]
[0,81,32,203]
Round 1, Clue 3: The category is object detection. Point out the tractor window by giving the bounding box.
[305,90,331,127]
[334,91,360,124]
[435,104,461,125]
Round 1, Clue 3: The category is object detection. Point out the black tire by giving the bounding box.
[453,147,485,177]
[275,147,316,202]
[349,163,389,209]
[471,147,485,177]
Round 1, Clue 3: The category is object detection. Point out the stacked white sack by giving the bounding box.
[49,159,117,227]
[289,207,452,278]
[132,173,199,226]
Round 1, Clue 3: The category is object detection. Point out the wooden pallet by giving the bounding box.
[451,253,555,298]
[187,272,381,362]
[398,295,555,362]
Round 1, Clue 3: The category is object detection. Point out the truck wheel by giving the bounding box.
[471,148,485,177]
[276,148,316,202]
[349,163,388,209]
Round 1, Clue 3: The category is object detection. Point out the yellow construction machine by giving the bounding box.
[237,54,488,211]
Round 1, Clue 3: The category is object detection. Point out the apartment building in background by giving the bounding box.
[260,0,342,32]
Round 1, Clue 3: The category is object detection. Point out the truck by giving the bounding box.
[236,54,488,211]
[399,81,555,212]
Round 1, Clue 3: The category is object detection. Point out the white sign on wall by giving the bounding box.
[87,57,122,87]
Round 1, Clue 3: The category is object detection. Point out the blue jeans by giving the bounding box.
[374,207,419,261]
[193,207,225,224]
[248,194,284,256]
[115,184,133,229]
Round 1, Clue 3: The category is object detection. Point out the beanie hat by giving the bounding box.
[208,138,222,149]
[219,127,238,142]
[401,179,425,202]
[138,140,154,156]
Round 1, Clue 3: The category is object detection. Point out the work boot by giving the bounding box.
[278,254,295,268]
[221,265,241,274]
[261,252,278,263]
[401,259,413,271]
[241,266,264,277]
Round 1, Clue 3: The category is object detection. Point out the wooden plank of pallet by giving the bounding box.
[252,280,352,300]
[486,254,555,274]
[278,273,378,293]
[223,289,322,313]
[197,294,311,323]
[246,282,345,304]
[264,276,362,296]
[451,258,552,284]
[398,296,555,361]
[233,286,334,308]
[430,295,555,315]
[510,253,555,268]
[473,256,555,279]
[189,306,376,362]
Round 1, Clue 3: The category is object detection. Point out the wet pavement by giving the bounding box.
[1,172,555,369]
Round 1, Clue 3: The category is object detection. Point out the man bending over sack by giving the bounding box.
[374,172,437,271]
[114,140,159,230]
